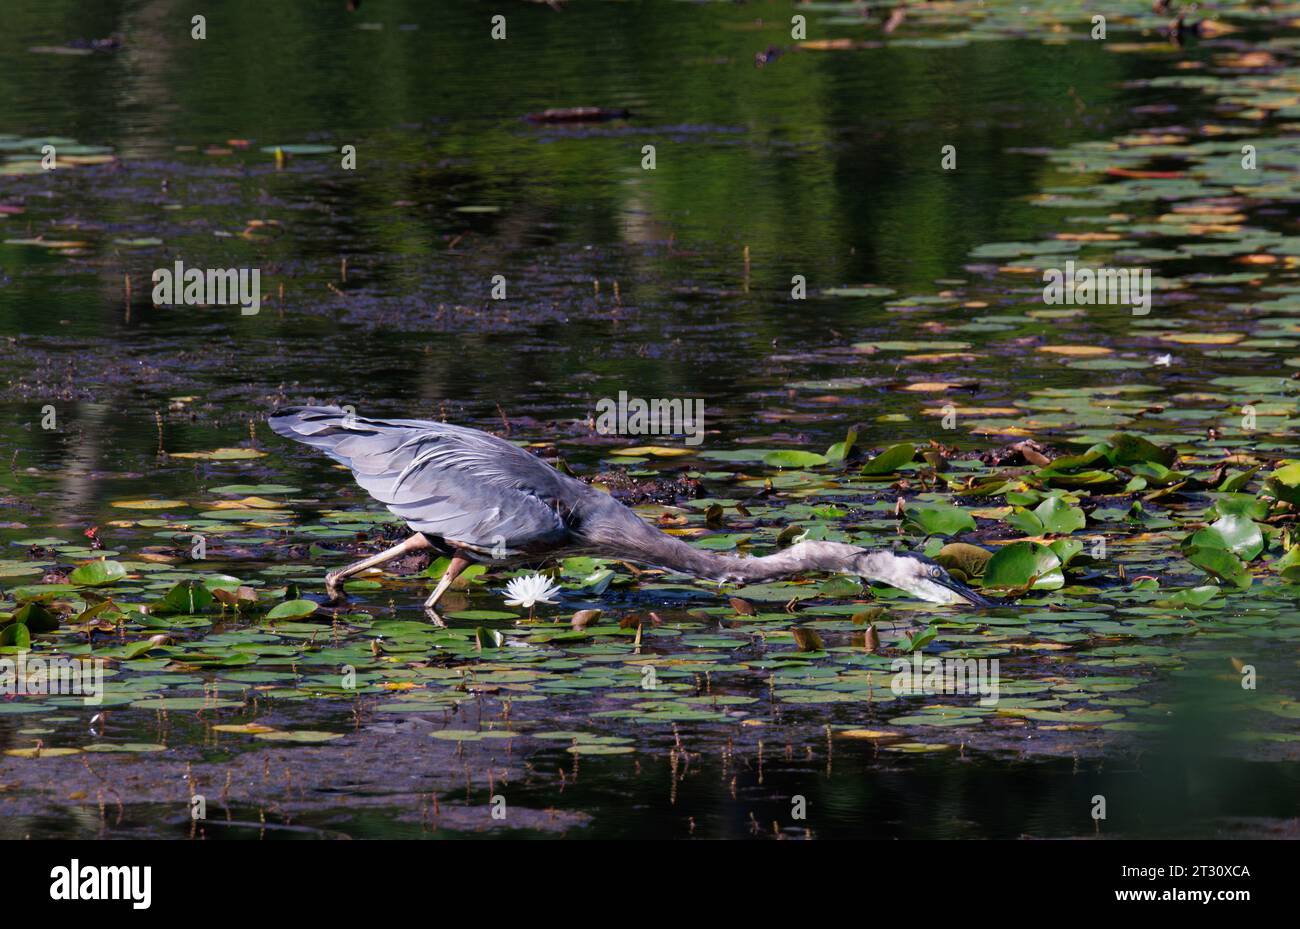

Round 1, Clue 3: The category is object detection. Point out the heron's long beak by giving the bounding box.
[934,576,999,608]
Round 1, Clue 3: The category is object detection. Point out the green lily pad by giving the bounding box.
[983,542,1065,592]
[861,443,916,476]
[763,450,828,469]
[904,501,976,536]
[266,599,319,621]
[69,560,127,586]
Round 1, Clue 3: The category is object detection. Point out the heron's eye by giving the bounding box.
[929,566,943,578]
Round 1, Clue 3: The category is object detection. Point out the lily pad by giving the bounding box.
[982,542,1065,592]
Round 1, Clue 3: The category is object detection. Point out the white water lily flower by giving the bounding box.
[502,573,563,609]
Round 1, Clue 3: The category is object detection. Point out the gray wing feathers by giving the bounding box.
[268,406,574,553]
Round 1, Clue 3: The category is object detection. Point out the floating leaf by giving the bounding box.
[824,427,859,464]
[904,502,976,537]
[1008,496,1085,536]
[1106,433,1176,468]
[69,560,127,587]
[266,599,319,621]
[791,627,825,652]
[169,448,266,460]
[0,623,31,648]
[935,543,993,579]
[1264,461,1300,505]
[1155,585,1222,609]
[254,730,344,743]
[213,723,279,734]
[819,576,863,598]
[1185,546,1252,589]
[82,743,166,753]
[609,446,694,458]
[763,450,828,468]
[258,143,338,155]
[212,586,259,609]
[983,542,1064,592]
[860,443,916,476]
[118,635,173,660]
[1037,345,1112,357]
[155,581,214,614]
[1185,514,1264,562]
[899,625,938,653]
[565,743,635,755]
[8,601,61,633]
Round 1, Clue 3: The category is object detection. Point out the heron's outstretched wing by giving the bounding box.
[268,406,576,555]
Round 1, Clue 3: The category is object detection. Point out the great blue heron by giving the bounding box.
[268,406,994,614]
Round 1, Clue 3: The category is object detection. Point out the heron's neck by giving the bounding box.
[609,533,862,584]
[573,495,866,583]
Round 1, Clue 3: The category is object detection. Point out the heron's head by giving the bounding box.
[851,549,994,608]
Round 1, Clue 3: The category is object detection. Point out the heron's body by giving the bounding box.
[268,406,992,612]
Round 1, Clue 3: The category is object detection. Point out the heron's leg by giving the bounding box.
[424,553,472,611]
[325,534,430,601]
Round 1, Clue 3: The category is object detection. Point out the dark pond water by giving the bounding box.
[2,0,1300,839]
